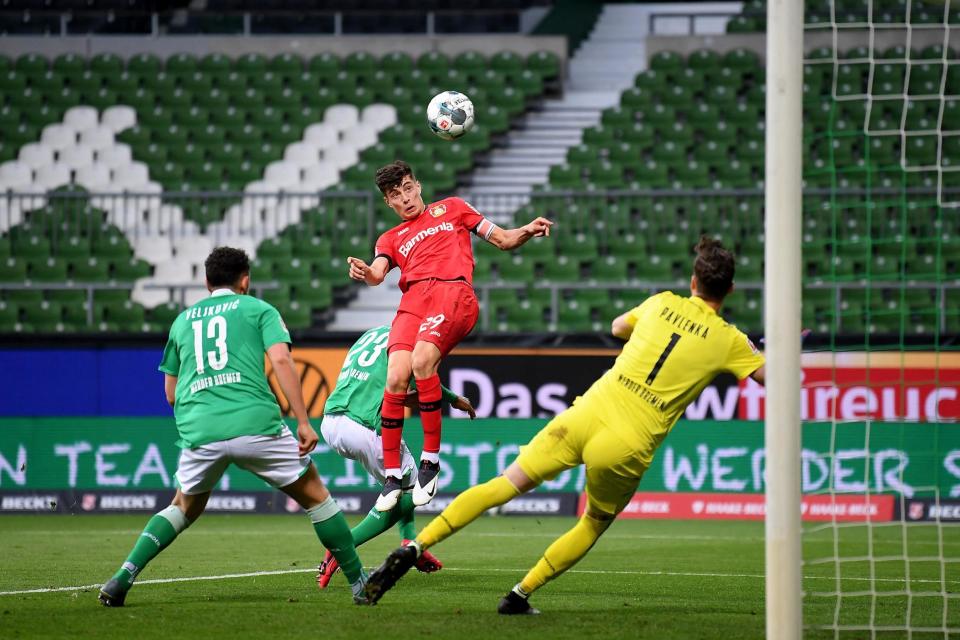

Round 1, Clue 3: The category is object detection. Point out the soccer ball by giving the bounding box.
[426,90,475,140]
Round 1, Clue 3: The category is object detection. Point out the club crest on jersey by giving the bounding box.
[429,204,447,218]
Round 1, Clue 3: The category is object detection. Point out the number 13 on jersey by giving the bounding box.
[192,317,228,374]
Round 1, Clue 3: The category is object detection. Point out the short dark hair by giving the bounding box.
[693,235,735,301]
[375,160,415,195]
[205,246,250,288]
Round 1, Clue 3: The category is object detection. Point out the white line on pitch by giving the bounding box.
[2,565,958,597]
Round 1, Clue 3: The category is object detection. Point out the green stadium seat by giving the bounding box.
[590,255,629,282]
[0,300,18,327]
[89,53,123,76]
[111,258,152,281]
[527,51,560,81]
[278,301,312,330]
[275,258,313,287]
[21,300,62,330]
[29,258,68,282]
[293,280,333,311]
[70,257,110,282]
[540,255,580,282]
[635,254,673,281]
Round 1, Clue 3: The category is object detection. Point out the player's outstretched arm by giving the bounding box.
[347,256,389,286]
[749,366,765,385]
[267,342,319,455]
[487,216,553,251]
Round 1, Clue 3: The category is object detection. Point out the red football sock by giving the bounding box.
[416,374,443,457]
[381,390,407,476]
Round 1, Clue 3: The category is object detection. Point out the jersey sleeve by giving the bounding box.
[158,320,181,376]
[624,293,662,328]
[725,330,766,380]
[373,230,397,269]
[259,303,292,350]
[457,198,496,241]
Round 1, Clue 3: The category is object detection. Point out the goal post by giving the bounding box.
[764,0,805,638]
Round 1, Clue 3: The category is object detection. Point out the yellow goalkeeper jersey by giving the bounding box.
[581,291,765,462]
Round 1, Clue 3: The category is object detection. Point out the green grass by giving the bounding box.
[0,515,956,639]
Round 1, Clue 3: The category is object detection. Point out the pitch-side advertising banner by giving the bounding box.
[1,419,956,507]
[2,349,958,421]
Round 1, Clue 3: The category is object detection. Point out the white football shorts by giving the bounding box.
[320,413,417,488]
[175,425,311,495]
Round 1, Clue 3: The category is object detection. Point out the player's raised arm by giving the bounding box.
[486,216,553,251]
[347,255,390,286]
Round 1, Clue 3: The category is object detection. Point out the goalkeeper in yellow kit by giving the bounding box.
[365,236,768,613]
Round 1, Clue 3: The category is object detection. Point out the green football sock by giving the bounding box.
[112,505,189,588]
[308,497,364,585]
[397,493,417,540]
[352,493,415,546]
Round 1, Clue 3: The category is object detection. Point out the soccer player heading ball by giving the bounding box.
[347,161,553,511]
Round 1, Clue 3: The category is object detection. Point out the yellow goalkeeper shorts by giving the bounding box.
[515,398,649,517]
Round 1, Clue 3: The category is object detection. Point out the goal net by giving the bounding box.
[797,0,960,636]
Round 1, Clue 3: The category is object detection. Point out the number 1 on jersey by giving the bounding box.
[646,332,681,385]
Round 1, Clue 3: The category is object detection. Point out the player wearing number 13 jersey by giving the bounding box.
[99,247,369,608]
[364,236,768,614]
[347,160,553,512]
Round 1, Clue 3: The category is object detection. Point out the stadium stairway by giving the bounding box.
[465,4,651,216]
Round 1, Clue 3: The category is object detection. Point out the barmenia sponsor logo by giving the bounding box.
[398,222,455,257]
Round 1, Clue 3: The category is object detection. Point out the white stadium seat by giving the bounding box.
[112,161,150,188]
[323,144,359,170]
[131,278,172,309]
[183,288,208,307]
[361,103,397,132]
[212,234,258,260]
[145,204,186,235]
[34,163,71,190]
[0,161,32,189]
[75,163,111,190]
[325,104,359,132]
[134,235,173,264]
[301,163,340,190]
[341,126,377,151]
[303,123,338,149]
[58,145,95,171]
[63,106,99,132]
[173,235,214,262]
[152,259,195,284]
[101,105,136,133]
[18,143,55,170]
[283,141,320,169]
[96,144,133,169]
[40,124,77,152]
[78,125,115,151]
[263,161,300,190]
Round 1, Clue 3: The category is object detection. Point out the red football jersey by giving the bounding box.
[374,197,496,293]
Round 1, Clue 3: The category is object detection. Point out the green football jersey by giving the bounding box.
[323,325,461,432]
[158,290,291,449]
[323,325,391,431]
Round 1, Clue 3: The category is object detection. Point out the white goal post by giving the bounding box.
[764,0,805,638]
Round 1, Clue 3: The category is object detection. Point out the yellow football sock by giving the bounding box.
[519,511,612,595]
[417,475,520,548]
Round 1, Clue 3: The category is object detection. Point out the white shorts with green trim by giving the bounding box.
[175,425,311,495]
[320,414,417,489]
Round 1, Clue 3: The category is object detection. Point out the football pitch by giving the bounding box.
[1,514,956,639]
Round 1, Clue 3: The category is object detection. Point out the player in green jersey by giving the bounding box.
[99,247,369,607]
[315,324,476,588]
